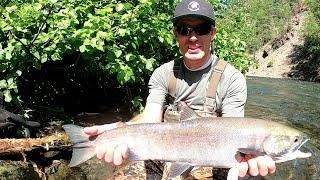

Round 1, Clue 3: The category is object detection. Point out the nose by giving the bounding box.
[189,32,198,42]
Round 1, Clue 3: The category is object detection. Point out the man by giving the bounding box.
[85,0,276,178]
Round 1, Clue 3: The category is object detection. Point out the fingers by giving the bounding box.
[114,144,129,165]
[238,161,248,177]
[96,143,129,166]
[247,156,259,176]
[255,156,268,176]
[243,155,276,177]
[265,155,276,174]
[83,126,100,136]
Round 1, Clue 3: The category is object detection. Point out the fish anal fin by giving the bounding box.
[180,104,201,121]
[167,162,193,179]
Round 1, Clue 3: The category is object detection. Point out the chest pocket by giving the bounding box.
[164,58,228,122]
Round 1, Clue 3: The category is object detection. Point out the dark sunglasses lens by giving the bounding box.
[195,24,212,35]
[176,25,192,36]
[176,24,211,36]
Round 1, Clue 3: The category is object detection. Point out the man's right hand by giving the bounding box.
[84,125,129,166]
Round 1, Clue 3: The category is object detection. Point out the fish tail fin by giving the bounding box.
[63,124,96,167]
[69,143,96,167]
[63,124,91,143]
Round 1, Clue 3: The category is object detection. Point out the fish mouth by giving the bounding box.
[289,137,309,153]
[273,137,312,163]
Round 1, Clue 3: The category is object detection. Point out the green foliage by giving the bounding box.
[215,14,255,73]
[223,0,303,53]
[0,0,256,113]
[304,0,320,55]
[0,0,177,106]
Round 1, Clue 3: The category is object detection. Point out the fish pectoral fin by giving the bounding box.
[167,162,193,179]
[238,148,265,156]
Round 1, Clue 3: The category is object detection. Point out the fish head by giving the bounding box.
[262,125,309,157]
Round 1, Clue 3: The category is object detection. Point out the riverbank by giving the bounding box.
[247,10,311,79]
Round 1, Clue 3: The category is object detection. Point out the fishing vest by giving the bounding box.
[164,58,228,122]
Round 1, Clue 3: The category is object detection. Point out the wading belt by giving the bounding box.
[167,58,228,117]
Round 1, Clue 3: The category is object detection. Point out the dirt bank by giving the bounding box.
[247,11,307,78]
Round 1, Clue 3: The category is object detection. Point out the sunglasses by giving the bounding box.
[175,23,212,36]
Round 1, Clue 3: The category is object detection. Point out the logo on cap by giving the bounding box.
[188,1,200,11]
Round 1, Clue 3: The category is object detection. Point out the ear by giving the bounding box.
[210,27,217,41]
[173,28,178,38]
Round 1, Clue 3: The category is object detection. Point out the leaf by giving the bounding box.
[145,58,155,71]
[4,90,12,102]
[131,42,137,49]
[7,78,17,89]
[118,28,127,36]
[41,54,48,63]
[140,0,150,4]
[125,53,133,61]
[5,51,12,60]
[116,3,124,12]
[34,52,40,60]
[51,52,61,61]
[158,37,164,43]
[5,6,17,13]
[115,50,122,58]
[0,80,7,88]
[16,70,22,76]
[79,45,87,53]
[20,39,28,45]
[96,45,104,52]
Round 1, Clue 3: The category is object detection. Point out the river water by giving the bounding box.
[246,76,320,180]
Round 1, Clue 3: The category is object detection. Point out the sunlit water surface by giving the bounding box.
[246,76,320,180]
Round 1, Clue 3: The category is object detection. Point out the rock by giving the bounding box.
[0,160,40,180]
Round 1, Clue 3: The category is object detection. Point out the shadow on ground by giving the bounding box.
[288,38,320,82]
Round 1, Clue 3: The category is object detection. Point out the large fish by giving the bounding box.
[63,106,312,179]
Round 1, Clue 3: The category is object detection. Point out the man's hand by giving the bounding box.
[238,155,276,177]
[84,125,129,166]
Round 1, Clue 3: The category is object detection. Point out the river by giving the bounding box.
[245,76,320,179]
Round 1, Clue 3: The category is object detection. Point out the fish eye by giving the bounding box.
[294,137,299,143]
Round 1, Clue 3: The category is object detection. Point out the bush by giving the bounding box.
[223,0,304,53]
[304,0,320,55]
[0,0,255,114]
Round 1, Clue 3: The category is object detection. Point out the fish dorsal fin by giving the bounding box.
[167,162,193,179]
[180,105,201,121]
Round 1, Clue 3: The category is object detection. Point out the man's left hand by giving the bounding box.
[238,155,276,177]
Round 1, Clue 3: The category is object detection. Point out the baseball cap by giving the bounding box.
[171,0,216,26]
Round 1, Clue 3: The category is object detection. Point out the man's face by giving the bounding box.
[174,17,216,61]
